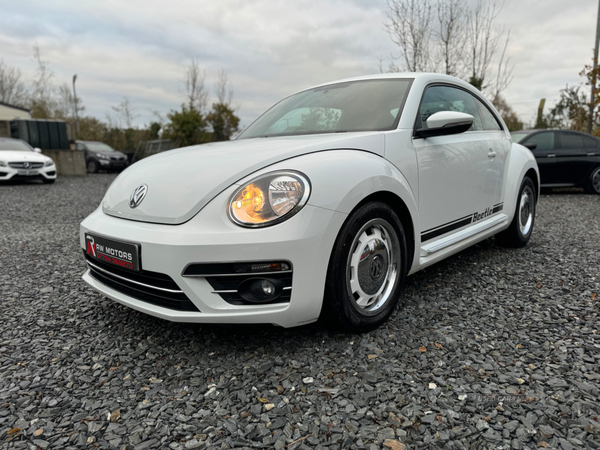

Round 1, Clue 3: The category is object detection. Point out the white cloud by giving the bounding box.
[0,0,597,129]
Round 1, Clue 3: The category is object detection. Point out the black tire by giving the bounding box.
[585,166,600,194]
[87,161,98,173]
[496,176,536,247]
[322,202,408,332]
[42,178,55,184]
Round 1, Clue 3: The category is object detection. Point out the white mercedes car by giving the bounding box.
[0,138,57,184]
[80,73,538,331]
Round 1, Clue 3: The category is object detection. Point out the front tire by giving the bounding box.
[322,202,407,332]
[87,161,98,173]
[496,176,536,247]
[586,166,600,194]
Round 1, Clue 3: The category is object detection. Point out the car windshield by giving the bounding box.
[0,139,34,152]
[238,79,412,139]
[85,142,117,152]
[510,132,530,143]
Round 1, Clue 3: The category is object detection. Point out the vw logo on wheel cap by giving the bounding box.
[129,184,148,208]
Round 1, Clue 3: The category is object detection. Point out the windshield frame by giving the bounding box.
[237,78,414,140]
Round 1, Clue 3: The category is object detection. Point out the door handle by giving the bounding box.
[487,150,496,159]
[547,154,556,158]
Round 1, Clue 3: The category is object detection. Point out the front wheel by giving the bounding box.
[87,161,98,173]
[322,202,407,332]
[585,166,600,194]
[496,176,536,247]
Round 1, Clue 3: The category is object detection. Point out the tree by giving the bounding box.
[383,0,513,97]
[491,95,523,131]
[544,85,589,131]
[0,59,27,106]
[204,69,240,141]
[162,105,209,147]
[183,58,208,113]
[384,0,433,72]
[206,103,240,141]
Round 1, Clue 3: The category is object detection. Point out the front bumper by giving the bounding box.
[97,158,128,171]
[0,164,57,181]
[80,185,347,328]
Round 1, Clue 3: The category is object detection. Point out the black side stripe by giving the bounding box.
[421,203,504,243]
[422,216,473,242]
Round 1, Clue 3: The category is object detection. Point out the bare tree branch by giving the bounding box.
[434,0,465,76]
[384,0,433,72]
[0,59,27,106]
[215,68,233,106]
[183,58,208,113]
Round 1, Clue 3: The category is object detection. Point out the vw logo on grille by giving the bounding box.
[129,184,148,208]
[23,162,31,169]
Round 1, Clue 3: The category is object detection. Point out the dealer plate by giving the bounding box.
[17,169,39,176]
[85,233,140,272]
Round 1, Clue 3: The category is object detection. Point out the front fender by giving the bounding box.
[503,143,539,223]
[237,149,421,269]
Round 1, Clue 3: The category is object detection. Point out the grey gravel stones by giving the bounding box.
[1,176,599,449]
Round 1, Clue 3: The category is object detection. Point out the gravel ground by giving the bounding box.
[1,175,599,450]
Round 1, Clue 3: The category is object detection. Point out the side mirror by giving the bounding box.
[33,147,42,153]
[415,111,474,138]
[522,143,537,150]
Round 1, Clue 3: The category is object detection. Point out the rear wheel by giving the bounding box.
[585,166,600,194]
[496,176,536,247]
[87,161,98,173]
[322,202,407,332]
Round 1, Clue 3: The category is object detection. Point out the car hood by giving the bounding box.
[102,132,385,224]
[0,151,52,163]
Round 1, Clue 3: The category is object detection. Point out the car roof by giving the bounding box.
[292,72,485,98]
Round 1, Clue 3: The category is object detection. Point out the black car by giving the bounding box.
[511,129,600,194]
[76,141,129,173]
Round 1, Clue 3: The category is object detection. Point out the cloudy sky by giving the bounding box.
[0,0,597,129]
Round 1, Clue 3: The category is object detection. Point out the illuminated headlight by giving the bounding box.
[0,161,6,167]
[44,159,54,167]
[228,171,310,227]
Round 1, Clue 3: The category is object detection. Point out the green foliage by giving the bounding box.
[468,76,484,91]
[206,103,240,141]
[162,104,209,147]
[491,95,523,131]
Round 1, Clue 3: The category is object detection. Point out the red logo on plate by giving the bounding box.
[86,236,96,257]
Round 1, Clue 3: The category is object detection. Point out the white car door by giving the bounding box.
[413,84,497,243]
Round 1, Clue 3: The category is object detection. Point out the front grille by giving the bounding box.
[183,262,293,306]
[9,162,44,169]
[84,252,199,312]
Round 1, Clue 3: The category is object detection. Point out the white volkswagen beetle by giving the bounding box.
[80,73,538,331]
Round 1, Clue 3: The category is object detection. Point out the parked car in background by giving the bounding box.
[80,73,539,331]
[511,129,600,194]
[0,138,56,184]
[76,141,129,173]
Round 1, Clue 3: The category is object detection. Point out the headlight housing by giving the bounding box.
[44,159,54,167]
[228,171,311,227]
[0,161,6,167]
[96,153,109,159]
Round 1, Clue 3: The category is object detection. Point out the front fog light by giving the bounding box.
[238,277,285,303]
[229,171,310,227]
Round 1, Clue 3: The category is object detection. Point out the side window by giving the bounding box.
[418,85,484,131]
[558,132,586,156]
[76,143,85,151]
[475,98,502,131]
[581,135,598,150]
[523,132,555,154]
